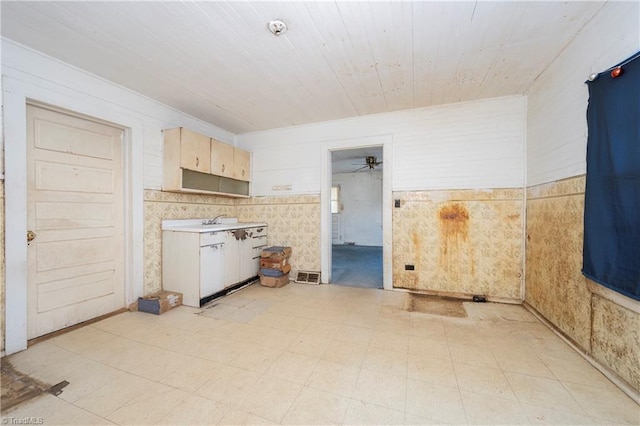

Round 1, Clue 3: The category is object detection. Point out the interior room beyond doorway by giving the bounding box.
[331,148,383,289]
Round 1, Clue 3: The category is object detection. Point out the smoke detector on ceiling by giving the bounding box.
[268,20,287,36]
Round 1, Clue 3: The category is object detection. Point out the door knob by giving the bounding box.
[27,230,36,242]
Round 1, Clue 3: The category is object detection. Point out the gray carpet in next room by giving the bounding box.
[331,245,383,289]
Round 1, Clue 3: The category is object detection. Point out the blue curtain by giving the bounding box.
[582,51,640,300]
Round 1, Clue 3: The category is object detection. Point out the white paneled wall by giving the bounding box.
[332,171,383,246]
[239,96,526,195]
[1,39,234,189]
[526,1,639,186]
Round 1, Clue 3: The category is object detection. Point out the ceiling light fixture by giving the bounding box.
[268,20,287,36]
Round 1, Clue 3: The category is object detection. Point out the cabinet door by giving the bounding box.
[235,227,266,282]
[239,236,258,282]
[222,230,240,287]
[211,138,234,178]
[200,243,225,298]
[180,128,211,173]
[233,148,250,182]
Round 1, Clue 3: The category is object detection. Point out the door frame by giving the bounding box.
[3,79,144,355]
[320,134,393,290]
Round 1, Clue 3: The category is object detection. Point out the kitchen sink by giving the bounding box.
[161,218,267,233]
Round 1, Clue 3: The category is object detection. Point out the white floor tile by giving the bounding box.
[504,372,583,413]
[454,363,518,401]
[281,386,350,425]
[352,369,407,412]
[343,399,405,425]
[4,283,635,426]
[238,374,303,423]
[306,359,360,398]
[461,390,529,425]
[405,380,466,425]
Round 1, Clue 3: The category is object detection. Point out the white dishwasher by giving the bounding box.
[199,232,225,298]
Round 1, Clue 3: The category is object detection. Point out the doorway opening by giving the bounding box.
[330,147,383,289]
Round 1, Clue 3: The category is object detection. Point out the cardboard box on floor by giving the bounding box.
[260,256,290,270]
[259,272,290,288]
[260,246,292,260]
[135,290,183,314]
[260,263,292,276]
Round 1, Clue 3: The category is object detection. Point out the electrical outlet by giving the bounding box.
[405,264,415,271]
[395,199,401,208]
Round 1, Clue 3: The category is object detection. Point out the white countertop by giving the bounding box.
[162,219,267,233]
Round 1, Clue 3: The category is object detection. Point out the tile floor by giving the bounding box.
[3,283,639,425]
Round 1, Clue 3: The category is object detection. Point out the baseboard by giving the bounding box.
[391,286,522,305]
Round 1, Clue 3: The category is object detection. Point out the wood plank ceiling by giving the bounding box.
[1,1,604,134]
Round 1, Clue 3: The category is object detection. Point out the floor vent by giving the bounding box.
[295,271,321,285]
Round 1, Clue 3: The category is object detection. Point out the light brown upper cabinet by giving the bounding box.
[233,148,250,181]
[179,128,211,173]
[163,127,250,197]
[210,138,234,178]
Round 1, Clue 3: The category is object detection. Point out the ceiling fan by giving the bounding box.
[351,156,382,172]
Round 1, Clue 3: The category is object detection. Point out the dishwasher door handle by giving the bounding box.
[202,243,224,249]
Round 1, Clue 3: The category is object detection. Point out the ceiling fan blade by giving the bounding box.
[351,165,368,173]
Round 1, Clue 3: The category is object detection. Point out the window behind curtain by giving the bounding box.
[582,51,640,300]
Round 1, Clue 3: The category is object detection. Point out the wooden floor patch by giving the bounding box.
[406,294,468,317]
[1,360,50,412]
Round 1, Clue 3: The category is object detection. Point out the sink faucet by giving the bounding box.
[203,215,227,225]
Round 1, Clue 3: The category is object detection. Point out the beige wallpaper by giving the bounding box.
[591,294,640,392]
[525,175,640,392]
[237,195,321,277]
[392,189,523,301]
[143,190,236,294]
[525,177,590,347]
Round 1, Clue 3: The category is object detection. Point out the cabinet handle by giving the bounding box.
[196,157,199,167]
[222,164,225,173]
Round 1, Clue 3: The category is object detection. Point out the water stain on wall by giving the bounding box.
[438,203,475,277]
[392,189,523,301]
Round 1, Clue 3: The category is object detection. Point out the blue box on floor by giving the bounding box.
[137,291,182,315]
[259,272,289,288]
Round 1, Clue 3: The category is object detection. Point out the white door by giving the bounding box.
[27,105,125,339]
[331,213,342,245]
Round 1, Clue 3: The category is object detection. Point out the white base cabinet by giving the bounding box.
[162,224,267,307]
